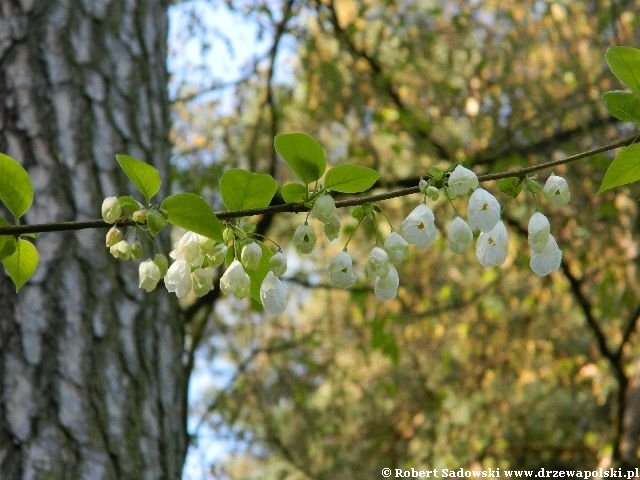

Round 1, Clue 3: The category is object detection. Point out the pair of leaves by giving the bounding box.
[598,46,640,193]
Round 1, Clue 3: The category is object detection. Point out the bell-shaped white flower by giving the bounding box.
[191,268,214,297]
[164,259,193,298]
[220,259,250,299]
[204,243,227,268]
[170,231,205,268]
[101,196,121,224]
[530,235,562,276]
[241,242,262,270]
[366,246,390,279]
[154,253,169,276]
[324,214,341,241]
[138,258,162,292]
[269,251,287,277]
[528,212,550,252]
[448,216,473,253]
[447,165,479,198]
[401,203,438,251]
[260,271,287,315]
[310,194,336,224]
[329,250,357,288]
[374,265,399,301]
[384,231,409,264]
[475,221,509,267]
[105,226,123,248]
[543,174,570,207]
[468,188,501,232]
[293,223,316,254]
[109,240,131,260]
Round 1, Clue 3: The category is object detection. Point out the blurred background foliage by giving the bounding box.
[169,1,640,477]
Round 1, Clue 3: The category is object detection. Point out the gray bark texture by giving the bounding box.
[0,1,186,478]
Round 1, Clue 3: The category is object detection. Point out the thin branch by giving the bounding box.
[0,135,634,237]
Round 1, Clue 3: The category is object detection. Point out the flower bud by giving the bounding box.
[324,214,341,241]
[269,251,287,277]
[475,221,508,267]
[260,271,287,315]
[366,246,390,279]
[293,223,316,254]
[448,216,473,253]
[109,240,131,260]
[329,251,357,288]
[241,242,262,270]
[310,194,336,224]
[105,226,123,248]
[130,240,143,259]
[101,196,122,224]
[530,235,562,276]
[447,165,479,197]
[220,259,250,299]
[374,265,399,301]
[132,209,147,224]
[543,175,570,207]
[527,212,550,253]
[384,231,409,264]
[191,268,214,297]
[139,259,162,292]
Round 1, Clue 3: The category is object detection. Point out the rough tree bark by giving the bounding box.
[0,1,186,478]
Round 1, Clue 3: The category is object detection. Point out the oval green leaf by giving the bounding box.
[115,154,161,202]
[598,143,640,193]
[498,177,523,198]
[219,169,277,211]
[2,238,38,292]
[0,217,17,260]
[161,193,223,241]
[605,46,640,96]
[280,183,307,204]
[325,164,380,193]
[0,153,33,219]
[274,133,326,184]
[602,91,640,123]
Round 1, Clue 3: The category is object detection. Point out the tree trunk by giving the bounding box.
[0,1,186,478]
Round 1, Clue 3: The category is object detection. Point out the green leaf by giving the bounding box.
[146,209,168,237]
[118,195,143,216]
[0,153,33,219]
[0,217,17,260]
[602,91,640,123]
[280,183,307,203]
[115,154,161,202]
[598,143,640,193]
[498,177,523,198]
[245,242,273,304]
[325,164,380,193]
[274,132,326,184]
[219,169,277,211]
[161,193,223,241]
[2,238,38,292]
[605,46,640,95]
[524,176,543,194]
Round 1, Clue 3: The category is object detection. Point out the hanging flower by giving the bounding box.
[543,174,570,207]
[530,235,562,276]
[310,194,336,224]
[329,250,357,288]
[374,265,399,301]
[366,246,390,279]
[448,216,473,253]
[219,259,250,299]
[241,242,262,270]
[401,203,438,250]
[527,212,550,252]
[164,259,193,298]
[447,165,479,197]
[138,258,162,292]
[384,231,409,264]
[170,231,205,268]
[105,226,122,248]
[101,196,121,224]
[109,240,131,260]
[467,188,501,232]
[293,223,316,254]
[269,251,287,277]
[475,221,509,267]
[191,268,214,297]
[260,271,288,315]
[324,214,341,241]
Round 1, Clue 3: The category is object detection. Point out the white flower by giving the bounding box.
[241,242,262,270]
[384,231,409,264]
[475,221,509,267]
[101,196,121,224]
[324,214,341,241]
[366,246,390,279]
[164,259,193,298]
[105,226,122,248]
[329,251,357,288]
[528,212,550,252]
[530,235,562,276]
[204,244,227,267]
[154,253,169,276]
[170,231,205,268]
[310,194,336,224]
[543,175,570,207]
[269,251,287,277]
[109,240,131,260]
[191,268,214,297]
[447,165,479,197]
[448,216,473,253]
[293,223,316,254]
[401,203,438,251]
[138,259,162,292]
[468,188,501,232]
[374,265,399,301]
[220,259,250,299]
[260,271,287,315]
